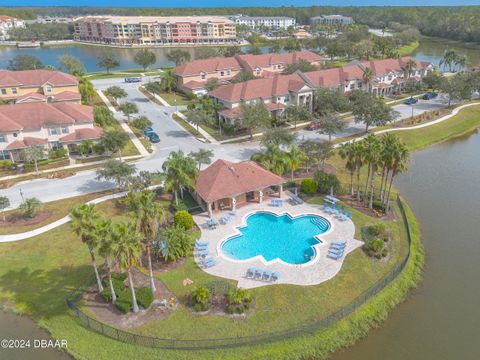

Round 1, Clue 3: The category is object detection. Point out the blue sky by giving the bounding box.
[1,1,480,7]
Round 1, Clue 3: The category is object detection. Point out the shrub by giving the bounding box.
[101,273,126,294]
[136,286,154,309]
[100,287,113,303]
[155,225,193,262]
[364,238,388,259]
[314,170,341,195]
[172,202,188,212]
[115,298,131,314]
[190,287,211,311]
[18,197,42,218]
[372,199,387,213]
[226,288,252,314]
[300,178,317,194]
[0,160,15,170]
[174,210,194,229]
[48,148,68,159]
[131,116,152,130]
[227,304,236,314]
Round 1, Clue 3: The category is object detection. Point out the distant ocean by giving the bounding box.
[1,0,480,7]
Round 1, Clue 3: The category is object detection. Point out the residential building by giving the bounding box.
[0,102,102,162]
[194,159,284,216]
[209,73,315,124]
[73,15,237,45]
[0,70,81,104]
[229,15,295,30]
[175,50,324,94]
[310,15,354,26]
[0,16,25,40]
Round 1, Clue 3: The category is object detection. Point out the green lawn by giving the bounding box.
[398,41,420,56]
[158,91,193,106]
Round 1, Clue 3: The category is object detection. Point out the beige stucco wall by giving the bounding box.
[0,85,79,100]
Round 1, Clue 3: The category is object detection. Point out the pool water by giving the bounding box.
[221,212,330,265]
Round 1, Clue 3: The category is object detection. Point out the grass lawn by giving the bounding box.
[172,114,207,141]
[158,91,193,106]
[398,41,420,56]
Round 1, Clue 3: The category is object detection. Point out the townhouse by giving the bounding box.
[209,73,315,124]
[0,15,25,40]
[310,15,354,27]
[73,16,236,46]
[175,50,325,95]
[229,15,296,30]
[0,102,102,162]
[0,70,81,104]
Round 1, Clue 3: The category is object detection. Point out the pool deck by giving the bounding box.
[192,193,363,289]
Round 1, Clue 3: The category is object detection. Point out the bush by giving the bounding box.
[372,199,387,213]
[136,286,154,309]
[190,287,211,311]
[0,160,15,170]
[314,170,341,195]
[115,298,131,314]
[48,148,68,160]
[226,288,252,314]
[300,178,317,194]
[172,202,188,212]
[101,273,127,294]
[100,287,113,303]
[131,116,152,130]
[18,197,42,218]
[174,210,194,229]
[364,238,388,259]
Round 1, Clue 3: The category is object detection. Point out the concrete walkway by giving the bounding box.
[192,194,362,289]
[174,111,219,144]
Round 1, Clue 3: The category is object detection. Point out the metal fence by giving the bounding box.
[67,195,413,350]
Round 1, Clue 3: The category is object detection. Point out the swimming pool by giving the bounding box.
[221,212,330,265]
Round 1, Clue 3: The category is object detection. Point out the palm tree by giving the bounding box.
[125,191,168,293]
[385,142,410,209]
[70,204,103,293]
[111,221,143,313]
[405,58,417,79]
[186,108,209,133]
[353,141,365,201]
[454,55,468,71]
[251,144,288,176]
[161,70,177,93]
[362,135,382,209]
[95,219,117,304]
[439,49,458,72]
[362,67,375,92]
[378,133,398,202]
[338,142,356,196]
[285,146,307,181]
[189,148,214,171]
[162,151,198,205]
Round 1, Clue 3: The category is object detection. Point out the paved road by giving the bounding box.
[0,77,455,209]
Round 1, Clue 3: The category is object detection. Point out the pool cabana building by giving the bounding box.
[194,159,284,217]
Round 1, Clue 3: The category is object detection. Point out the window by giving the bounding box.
[227,70,231,76]
[1,89,6,95]
[0,150,10,160]
[200,72,206,80]
[220,71,224,76]
[350,84,355,90]
[284,95,290,102]
[358,82,363,88]
[61,126,69,134]
[11,88,17,94]
[388,75,393,81]
[49,128,58,135]
[46,86,52,93]
[0,134,6,142]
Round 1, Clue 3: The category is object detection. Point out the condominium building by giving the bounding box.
[310,15,354,26]
[73,15,237,45]
[229,15,296,30]
[0,15,25,40]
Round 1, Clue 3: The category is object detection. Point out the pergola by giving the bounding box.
[194,159,285,217]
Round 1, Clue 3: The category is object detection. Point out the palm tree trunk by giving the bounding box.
[107,261,116,304]
[382,169,390,203]
[369,169,376,209]
[89,248,104,293]
[180,186,184,199]
[147,245,156,293]
[386,170,396,211]
[127,266,139,313]
[356,167,361,201]
[174,190,179,205]
[350,171,354,196]
[291,167,294,181]
[379,166,386,202]
[364,162,371,197]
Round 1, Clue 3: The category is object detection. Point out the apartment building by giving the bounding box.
[310,15,354,26]
[175,50,324,95]
[209,73,315,124]
[0,70,81,104]
[0,102,102,162]
[229,15,296,30]
[73,16,237,45]
[0,15,25,40]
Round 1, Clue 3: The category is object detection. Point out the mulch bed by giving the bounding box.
[83,270,177,329]
[340,195,397,221]
[0,211,53,227]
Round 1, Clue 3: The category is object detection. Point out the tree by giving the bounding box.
[351,91,397,132]
[189,148,214,170]
[194,47,220,60]
[78,77,95,105]
[251,144,288,176]
[100,130,129,159]
[131,116,152,130]
[58,54,85,75]
[94,219,117,303]
[318,114,345,143]
[96,159,136,190]
[260,127,297,148]
[7,54,44,70]
[167,49,191,66]
[283,59,316,74]
[134,49,157,71]
[104,86,127,103]
[77,139,94,157]
[405,58,417,79]
[338,142,357,196]
[439,49,458,72]
[161,70,177,93]
[93,106,116,127]
[362,67,375,92]
[125,190,168,293]
[19,197,42,219]
[231,71,257,83]
[362,135,382,209]
[162,151,198,205]
[185,108,209,132]
[156,225,193,262]
[240,102,271,139]
[111,221,143,313]
[440,74,473,106]
[97,53,120,74]
[23,145,45,175]
[128,170,157,192]
[422,73,443,92]
[299,140,332,172]
[286,104,313,129]
[0,196,10,221]
[314,88,351,116]
[119,102,138,122]
[286,146,307,180]
[70,204,103,293]
[224,45,244,57]
[385,141,409,210]
[204,78,221,92]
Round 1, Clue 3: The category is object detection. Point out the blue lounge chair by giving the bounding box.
[246,267,256,278]
[323,203,329,211]
[195,240,208,246]
[271,271,280,281]
[254,269,263,279]
[270,199,277,207]
[196,250,208,257]
[332,241,346,246]
[262,270,272,281]
[204,259,217,268]
[327,252,343,260]
[195,244,208,250]
[330,244,346,252]
[229,210,236,216]
[328,248,344,255]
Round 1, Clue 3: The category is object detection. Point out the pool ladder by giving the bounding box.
[311,217,328,230]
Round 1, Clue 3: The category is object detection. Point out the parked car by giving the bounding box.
[306,121,322,131]
[422,92,438,100]
[404,97,418,105]
[148,132,160,143]
[124,77,141,83]
[143,127,155,136]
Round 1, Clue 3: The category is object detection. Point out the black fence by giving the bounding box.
[67,195,413,350]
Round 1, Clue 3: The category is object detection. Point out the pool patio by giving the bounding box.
[192,192,363,289]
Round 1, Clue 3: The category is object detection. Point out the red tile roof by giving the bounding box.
[358,56,432,75]
[195,159,284,202]
[0,70,78,88]
[182,80,208,90]
[59,127,103,143]
[6,137,48,150]
[237,51,323,71]
[15,93,49,103]
[0,102,93,132]
[53,91,82,101]
[209,73,310,102]
[175,57,242,77]
[219,102,287,119]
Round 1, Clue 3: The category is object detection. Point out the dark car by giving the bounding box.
[148,132,160,143]
[124,77,141,83]
[143,127,155,136]
[422,92,438,100]
[306,121,322,131]
[404,97,418,105]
